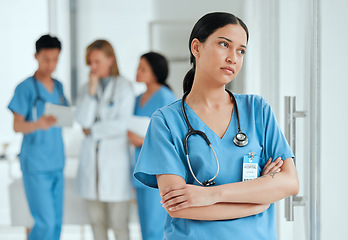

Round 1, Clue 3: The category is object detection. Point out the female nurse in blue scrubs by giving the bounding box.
[8,35,69,240]
[128,52,177,240]
[134,12,299,240]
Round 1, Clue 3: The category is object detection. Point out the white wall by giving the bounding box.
[320,0,348,238]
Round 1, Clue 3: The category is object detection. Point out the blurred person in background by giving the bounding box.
[128,52,176,240]
[8,34,69,240]
[75,39,135,240]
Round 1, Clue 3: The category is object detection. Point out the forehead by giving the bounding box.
[208,24,247,45]
[37,48,60,57]
[89,49,112,61]
[139,57,150,67]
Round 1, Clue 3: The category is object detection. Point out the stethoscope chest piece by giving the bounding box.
[233,132,248,147]
[202,180,215,186]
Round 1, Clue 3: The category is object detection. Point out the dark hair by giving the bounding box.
[35,34,62,53]
[183,12,249,93]
[141,52,171,89]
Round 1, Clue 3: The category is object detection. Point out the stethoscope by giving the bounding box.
[32,76,65,121]
[181,89,248,186]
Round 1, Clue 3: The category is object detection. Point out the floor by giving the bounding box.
[0,224,142,240]
[0,159,142,240]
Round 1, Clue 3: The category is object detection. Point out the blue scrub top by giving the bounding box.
[133,86,177,188]
[134,94,294,240]
[8,76,69,173]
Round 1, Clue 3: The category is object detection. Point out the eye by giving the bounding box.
[219,41,229,48]
[238,49,246,55]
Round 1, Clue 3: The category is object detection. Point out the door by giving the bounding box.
[277,1,319,239]
[241,0,320,239]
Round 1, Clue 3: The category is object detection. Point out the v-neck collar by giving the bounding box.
[139,86,163,109]
[33,76,55,94]
[183,101,235,140]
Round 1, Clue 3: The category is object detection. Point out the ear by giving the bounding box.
[190,38,201,58]
[34,53,38,60]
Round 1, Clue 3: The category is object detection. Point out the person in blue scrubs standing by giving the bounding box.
[134,12,299,240]
[128,52,176,240]
[8,35,68,240]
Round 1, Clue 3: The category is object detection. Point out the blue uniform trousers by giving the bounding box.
[136,187,166,240]
[23,171,64,240]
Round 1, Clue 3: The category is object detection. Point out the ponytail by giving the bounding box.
[183,67,195,93]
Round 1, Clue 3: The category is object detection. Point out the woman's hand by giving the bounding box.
[261,157,283,176]
[89,72,99,96]
[127,131,144,147]
[83,128,91,136]
[160,184,217,212]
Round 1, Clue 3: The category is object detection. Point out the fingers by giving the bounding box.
[39,115,57,129]
[161,186,186,203]
[83,129,91,136]
[160,187,192,212]
[47,116,57,123]
[160,185,185,197]
[269,159,283,173]
[162,195,187,210]
[262,157,283,175]
[262,157,274,175]
[166,201,190,212]
[45,116,57,126]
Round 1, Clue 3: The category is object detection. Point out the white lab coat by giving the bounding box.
[75,75,135,202]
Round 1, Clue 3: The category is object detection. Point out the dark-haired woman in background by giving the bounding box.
[128,52,176,240]
[134,12,298,240]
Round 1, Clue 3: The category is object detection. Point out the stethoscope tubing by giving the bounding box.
[32,76,65,121]
[181,89,248,186]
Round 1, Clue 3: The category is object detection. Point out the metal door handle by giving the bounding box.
[284,96,307,221]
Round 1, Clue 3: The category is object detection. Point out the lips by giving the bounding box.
[221,67,235,74]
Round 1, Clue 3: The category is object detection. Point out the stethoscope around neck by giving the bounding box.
[181,89,248,186]
[32,76,65,121]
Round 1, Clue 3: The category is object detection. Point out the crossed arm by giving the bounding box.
[157,157,299,220]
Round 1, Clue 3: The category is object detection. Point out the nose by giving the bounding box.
[90,63,97,73]
[48,61,57,72]
[226,52,237,64]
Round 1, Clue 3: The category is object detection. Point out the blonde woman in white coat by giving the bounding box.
[76,40,135,240]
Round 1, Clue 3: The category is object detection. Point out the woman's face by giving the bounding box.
[194,24,247,86]
[136,57,157,84]
[88,49,114,78]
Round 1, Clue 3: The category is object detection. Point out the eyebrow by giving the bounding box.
[218,37,247,49]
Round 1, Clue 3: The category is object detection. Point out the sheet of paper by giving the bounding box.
[44,103,75,127]
[127,116,151,137]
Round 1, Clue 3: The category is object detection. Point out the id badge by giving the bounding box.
[242,152,260,182]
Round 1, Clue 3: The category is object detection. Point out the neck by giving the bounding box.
[145,82,162,94]
[187,75,228,107]
[34,70,52,83]
[100,73,111,79]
